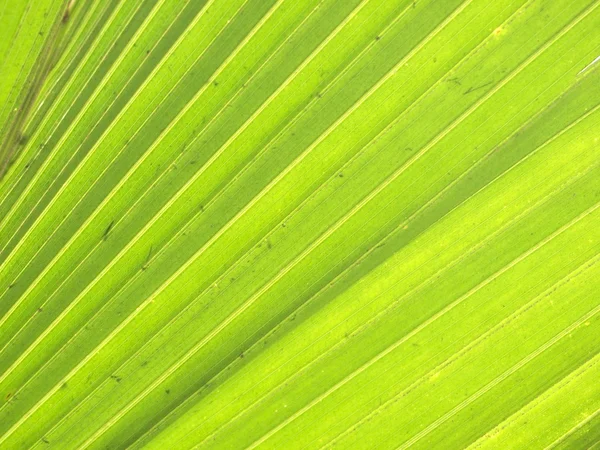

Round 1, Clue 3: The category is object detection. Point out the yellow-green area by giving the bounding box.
[0,0,599,448]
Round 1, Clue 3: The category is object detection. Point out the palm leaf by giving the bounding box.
[0,0,599,448]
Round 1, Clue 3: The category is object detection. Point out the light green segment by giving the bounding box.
[468,352,600,450]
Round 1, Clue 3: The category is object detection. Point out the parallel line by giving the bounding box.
[243,198,600,450]
[324,252,600,449]
[396,305,600,449]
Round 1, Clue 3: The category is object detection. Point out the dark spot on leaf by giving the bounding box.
[110,375,122,382]
[463,81,493,95]
[375,35,381,41]
[338,173,344,178]
[61,382,68,389]
[142,245,153,271]
[141,361,148,367]
[42,437,50,444]
[165,389,170,394]
[213,81,219,86]
[103,220,114,241]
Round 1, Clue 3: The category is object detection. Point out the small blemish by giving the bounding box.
[142,245,153,271]
[463,81,493,95]
[103,220,114,241]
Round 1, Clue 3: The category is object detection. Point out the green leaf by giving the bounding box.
[1,0,599,448]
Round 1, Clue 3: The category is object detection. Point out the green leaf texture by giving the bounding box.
[1,0,599,448]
